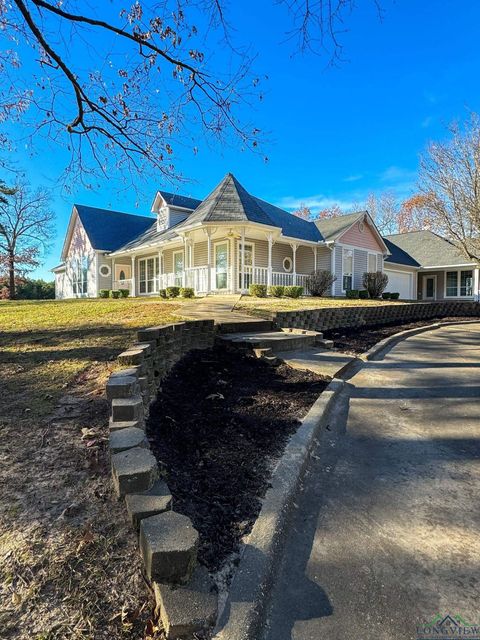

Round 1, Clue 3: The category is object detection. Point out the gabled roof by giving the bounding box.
[314,211,367,242]
[383,237,420,267]
[315,210,389,252]
[71,205,154,253]
[157,191,202,210]
[385,230,477,267]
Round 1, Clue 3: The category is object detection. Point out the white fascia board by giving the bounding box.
[384,262,419,270]
[419,263,476,270]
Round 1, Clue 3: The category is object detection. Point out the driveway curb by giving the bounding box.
[337,319,480,380]
[214,377,346,640]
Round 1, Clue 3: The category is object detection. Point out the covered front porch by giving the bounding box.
[110,226,331,296]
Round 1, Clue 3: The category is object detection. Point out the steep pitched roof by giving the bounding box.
[314,211,366,242]
[158,191,202,210]
[383,237,420,267]
[385,230,476,267]
[181,173,275,227]
[175,173,322,242]
[74,205,154,252]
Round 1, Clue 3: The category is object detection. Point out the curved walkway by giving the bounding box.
[263,323,480,640]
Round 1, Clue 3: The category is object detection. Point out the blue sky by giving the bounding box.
[4,0,480,278]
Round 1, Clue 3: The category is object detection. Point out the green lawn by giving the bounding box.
[235,295,409,317]
[0,297,191,639]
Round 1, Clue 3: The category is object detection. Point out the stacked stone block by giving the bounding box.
[273,301,480,333]
[106,319,217,639]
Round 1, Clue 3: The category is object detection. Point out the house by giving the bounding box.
[55,173,390,299]
[53,172,479,301]
[385,230,480,301]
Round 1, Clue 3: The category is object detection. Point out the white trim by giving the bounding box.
[213,240,229,291]
[283,256,293,273]
[443,268,474,299]
[422,274,437,300]
[172,249,185,288]
[99,263,111,278]
[384,267,414,299]
[420,263,476,270]
[237,239,255,292]
[384,261,419,270]
[341,247,354,293]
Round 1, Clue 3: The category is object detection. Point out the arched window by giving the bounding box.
[119,270,126,280]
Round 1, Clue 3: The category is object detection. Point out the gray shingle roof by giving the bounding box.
[175,173,322,242]
[383,237,420,267]
[385,230,476,267]
[314,211,366,242]
[114,220,182,253]
[158,191,201,210]
[73,204,155,253]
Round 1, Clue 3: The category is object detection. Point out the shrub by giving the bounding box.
[249,283,267,297]
[269,285,285,298]
[382,291,392,299]
[166,286,180,298]
[358,289,369,299]
[110,289,120,299]
[363,271,389,298]
[284,285,303,298]
[390,292,400,300]
[16,278,55,300]
[306,270,337,297]
[158,289,167,299]
[0,286,10,300]
[118,288,130,298]
[346,289,359,299]
[180,287,195,298]
[99,289,110,298]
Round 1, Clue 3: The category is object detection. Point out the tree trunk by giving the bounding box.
[8,249,15,299]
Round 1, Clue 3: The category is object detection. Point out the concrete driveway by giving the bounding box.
[262,323,480,640]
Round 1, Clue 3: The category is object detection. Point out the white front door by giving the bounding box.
[173,251,184,287]
[214,242,228,290]
[423,275,436,300]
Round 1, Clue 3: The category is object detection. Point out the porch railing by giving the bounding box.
[113,279,133,293]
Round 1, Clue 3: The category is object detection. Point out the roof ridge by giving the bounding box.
[74,203,154,222]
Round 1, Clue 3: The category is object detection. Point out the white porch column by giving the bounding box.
[206,230,212,294]
[291,243,298,285]
[183,237,188,287]
[112,258,115,288]
[158,250,163,291]
[229,235,234,293]
[131,255,136,296]
[474,267,480,301]
[267,234,273,287]
[241,228,246,292]
[312,246,317,272]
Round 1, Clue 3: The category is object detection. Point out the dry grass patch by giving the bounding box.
[235,295,409,317]
[0,298,188,639]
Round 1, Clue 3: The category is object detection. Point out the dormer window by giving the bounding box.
[157,206,169,232]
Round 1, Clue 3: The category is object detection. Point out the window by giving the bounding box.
[445,270,473,297]
[72,255,88,295]
[238,242,254,289]
[342,248,353,291]
[119,270,126,281]
[283,257,293,272]
[446,271,458,297]
[368,253,377,273]
[99,264,111,277]
[139,257,159,293]
[173,251,184,287]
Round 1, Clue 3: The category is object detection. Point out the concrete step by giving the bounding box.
[219,329,322,353]
[275,346,357,378]
[216,319,275,334]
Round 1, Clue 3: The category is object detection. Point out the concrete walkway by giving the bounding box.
[179,294,260,325]
[262,323,480,640]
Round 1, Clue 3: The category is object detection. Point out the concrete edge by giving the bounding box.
[213,377,346,640]
[362,318,480,362]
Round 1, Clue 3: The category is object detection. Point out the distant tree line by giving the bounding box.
[0,277,55,300]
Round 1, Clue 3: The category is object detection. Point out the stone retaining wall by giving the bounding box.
[273,301,480,332]
[106,319,218,639]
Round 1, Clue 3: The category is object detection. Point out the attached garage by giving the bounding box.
[384,268,415,300]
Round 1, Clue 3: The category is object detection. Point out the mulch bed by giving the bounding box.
[147,347,326,572]
[324,316,476,355]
